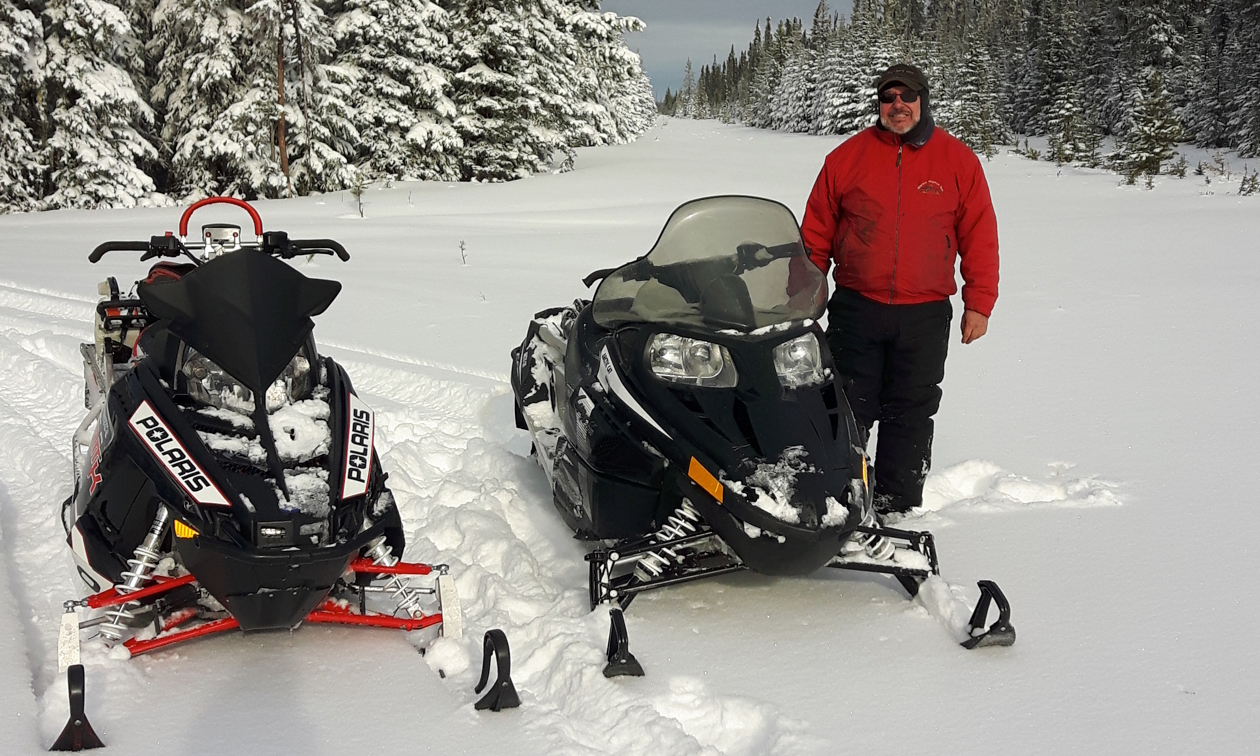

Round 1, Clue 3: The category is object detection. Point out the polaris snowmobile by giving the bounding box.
[59,197,461,662]
[510,196,1013,652]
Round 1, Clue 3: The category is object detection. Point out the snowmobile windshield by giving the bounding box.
[592,196,827,332]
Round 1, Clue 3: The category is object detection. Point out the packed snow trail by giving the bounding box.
[5,117,1255,753]
[0,278,1120,754]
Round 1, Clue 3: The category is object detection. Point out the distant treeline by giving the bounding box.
[659,0,1260,177]
[0,0,656,212]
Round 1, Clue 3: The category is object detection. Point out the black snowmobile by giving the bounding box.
[510,196,1013,655]
[60,197,461,662]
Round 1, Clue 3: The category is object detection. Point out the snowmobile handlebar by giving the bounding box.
[179,196,264,239]
[260,232,350,261]
[89,240,150,263]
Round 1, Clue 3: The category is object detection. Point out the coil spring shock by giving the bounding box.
[364,538,435,618]
[633,500,703,581]
[99,507,171,646]
[851,507,896,561]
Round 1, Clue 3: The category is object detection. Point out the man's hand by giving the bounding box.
[961,310,989,344]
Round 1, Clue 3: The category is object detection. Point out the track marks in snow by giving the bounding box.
[921,459,1121,517]
[342,357,811,755]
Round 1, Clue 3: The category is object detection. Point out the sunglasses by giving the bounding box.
[878,89,920,104]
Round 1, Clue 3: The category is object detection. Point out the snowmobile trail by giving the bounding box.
[336,356,816,755]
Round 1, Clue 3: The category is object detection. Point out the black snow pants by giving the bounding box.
[825,287,952,513]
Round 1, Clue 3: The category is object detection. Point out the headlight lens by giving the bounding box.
[773,334,825,388]
[648,334,737,388]
[182,349,312,413]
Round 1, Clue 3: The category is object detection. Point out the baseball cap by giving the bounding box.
[875,63,929,93]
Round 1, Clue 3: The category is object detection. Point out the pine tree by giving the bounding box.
[333,0,461,182]
[151,0,252,199]
[1111,70,1182,176]
[448,0,571,181]
[566,8,655,142]
[41,0,159,208]
[0,0,42,211]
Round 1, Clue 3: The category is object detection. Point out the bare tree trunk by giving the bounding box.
[277,20,293,198]
[285,0,315,181]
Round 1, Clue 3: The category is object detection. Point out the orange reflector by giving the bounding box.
[688,457,724,504]
[861,454,869,487]
[173,520,199,539]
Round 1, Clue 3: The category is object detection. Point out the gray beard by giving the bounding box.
[880,112,920,135]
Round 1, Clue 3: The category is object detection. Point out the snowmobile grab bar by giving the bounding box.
[179,196,263,239]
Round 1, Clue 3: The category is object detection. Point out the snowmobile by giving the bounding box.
[510,196,1013,656]
[59,197,461,665]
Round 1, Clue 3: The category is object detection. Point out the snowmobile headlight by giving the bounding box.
[182,350,312,414]
[773,334,825,388]
[648,334,737,388]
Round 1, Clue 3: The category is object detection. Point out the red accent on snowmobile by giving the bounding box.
[305,600,443,631]
[84,573,198,609]
[179,197,263,238]
[347,558,433,576]
[124,616,240,656]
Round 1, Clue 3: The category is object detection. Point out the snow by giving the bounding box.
[1,116,1258,753]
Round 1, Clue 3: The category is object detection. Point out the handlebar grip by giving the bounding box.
[89,241,149,263]
[290,239,350,261]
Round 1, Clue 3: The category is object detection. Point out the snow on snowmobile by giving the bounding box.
[58,197,461,669]
[510,196,1013,662]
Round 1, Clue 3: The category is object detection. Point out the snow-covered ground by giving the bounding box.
[0,117,1256,754]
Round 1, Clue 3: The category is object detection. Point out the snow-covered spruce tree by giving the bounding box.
[947,32,1007,158]
[0,0,43,212]
[41,0,159,209]
[226,0,356,198]
[564,7,655,144]
[818,1,882,135]
[447,0,571,181]
[332,0,461,182]
[1041,0,1098,165]
[746,18,786,129]
[678,58,697,118]
[770,34,812,132]
[810,20,848,135]
[1181,2,1233,151]
[1110,70,1182,177]
[1226,0,1260,157]
[150,0,253,199]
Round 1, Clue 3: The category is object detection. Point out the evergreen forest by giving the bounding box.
[0,0,656,212]
[659,0,1260,180]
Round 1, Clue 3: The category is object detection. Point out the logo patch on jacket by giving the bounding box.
[918,180,944,195]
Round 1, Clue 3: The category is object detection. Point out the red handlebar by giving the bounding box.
[178,197,263,238]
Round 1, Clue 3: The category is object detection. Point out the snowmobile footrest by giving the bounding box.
[474,629,520,711]
[603,608,644,678]
[961,580,1016,649]
[50,664,104,751]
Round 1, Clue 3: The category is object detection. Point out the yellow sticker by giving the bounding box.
[688,457,724,504]
[173,520,199,539]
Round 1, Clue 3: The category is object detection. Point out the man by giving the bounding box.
[801,63,999,515]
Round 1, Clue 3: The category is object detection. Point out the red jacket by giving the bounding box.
[802,125,999,317]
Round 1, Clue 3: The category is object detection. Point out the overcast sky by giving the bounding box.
[603,0,853,99]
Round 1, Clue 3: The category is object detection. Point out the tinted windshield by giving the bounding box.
[592,197,827,332]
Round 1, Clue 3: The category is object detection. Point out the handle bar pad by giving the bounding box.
[89,241,149,263]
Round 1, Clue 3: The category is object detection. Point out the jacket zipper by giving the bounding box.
[890,144,903,303]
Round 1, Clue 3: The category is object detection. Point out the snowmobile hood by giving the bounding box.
[139,251,341,396]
